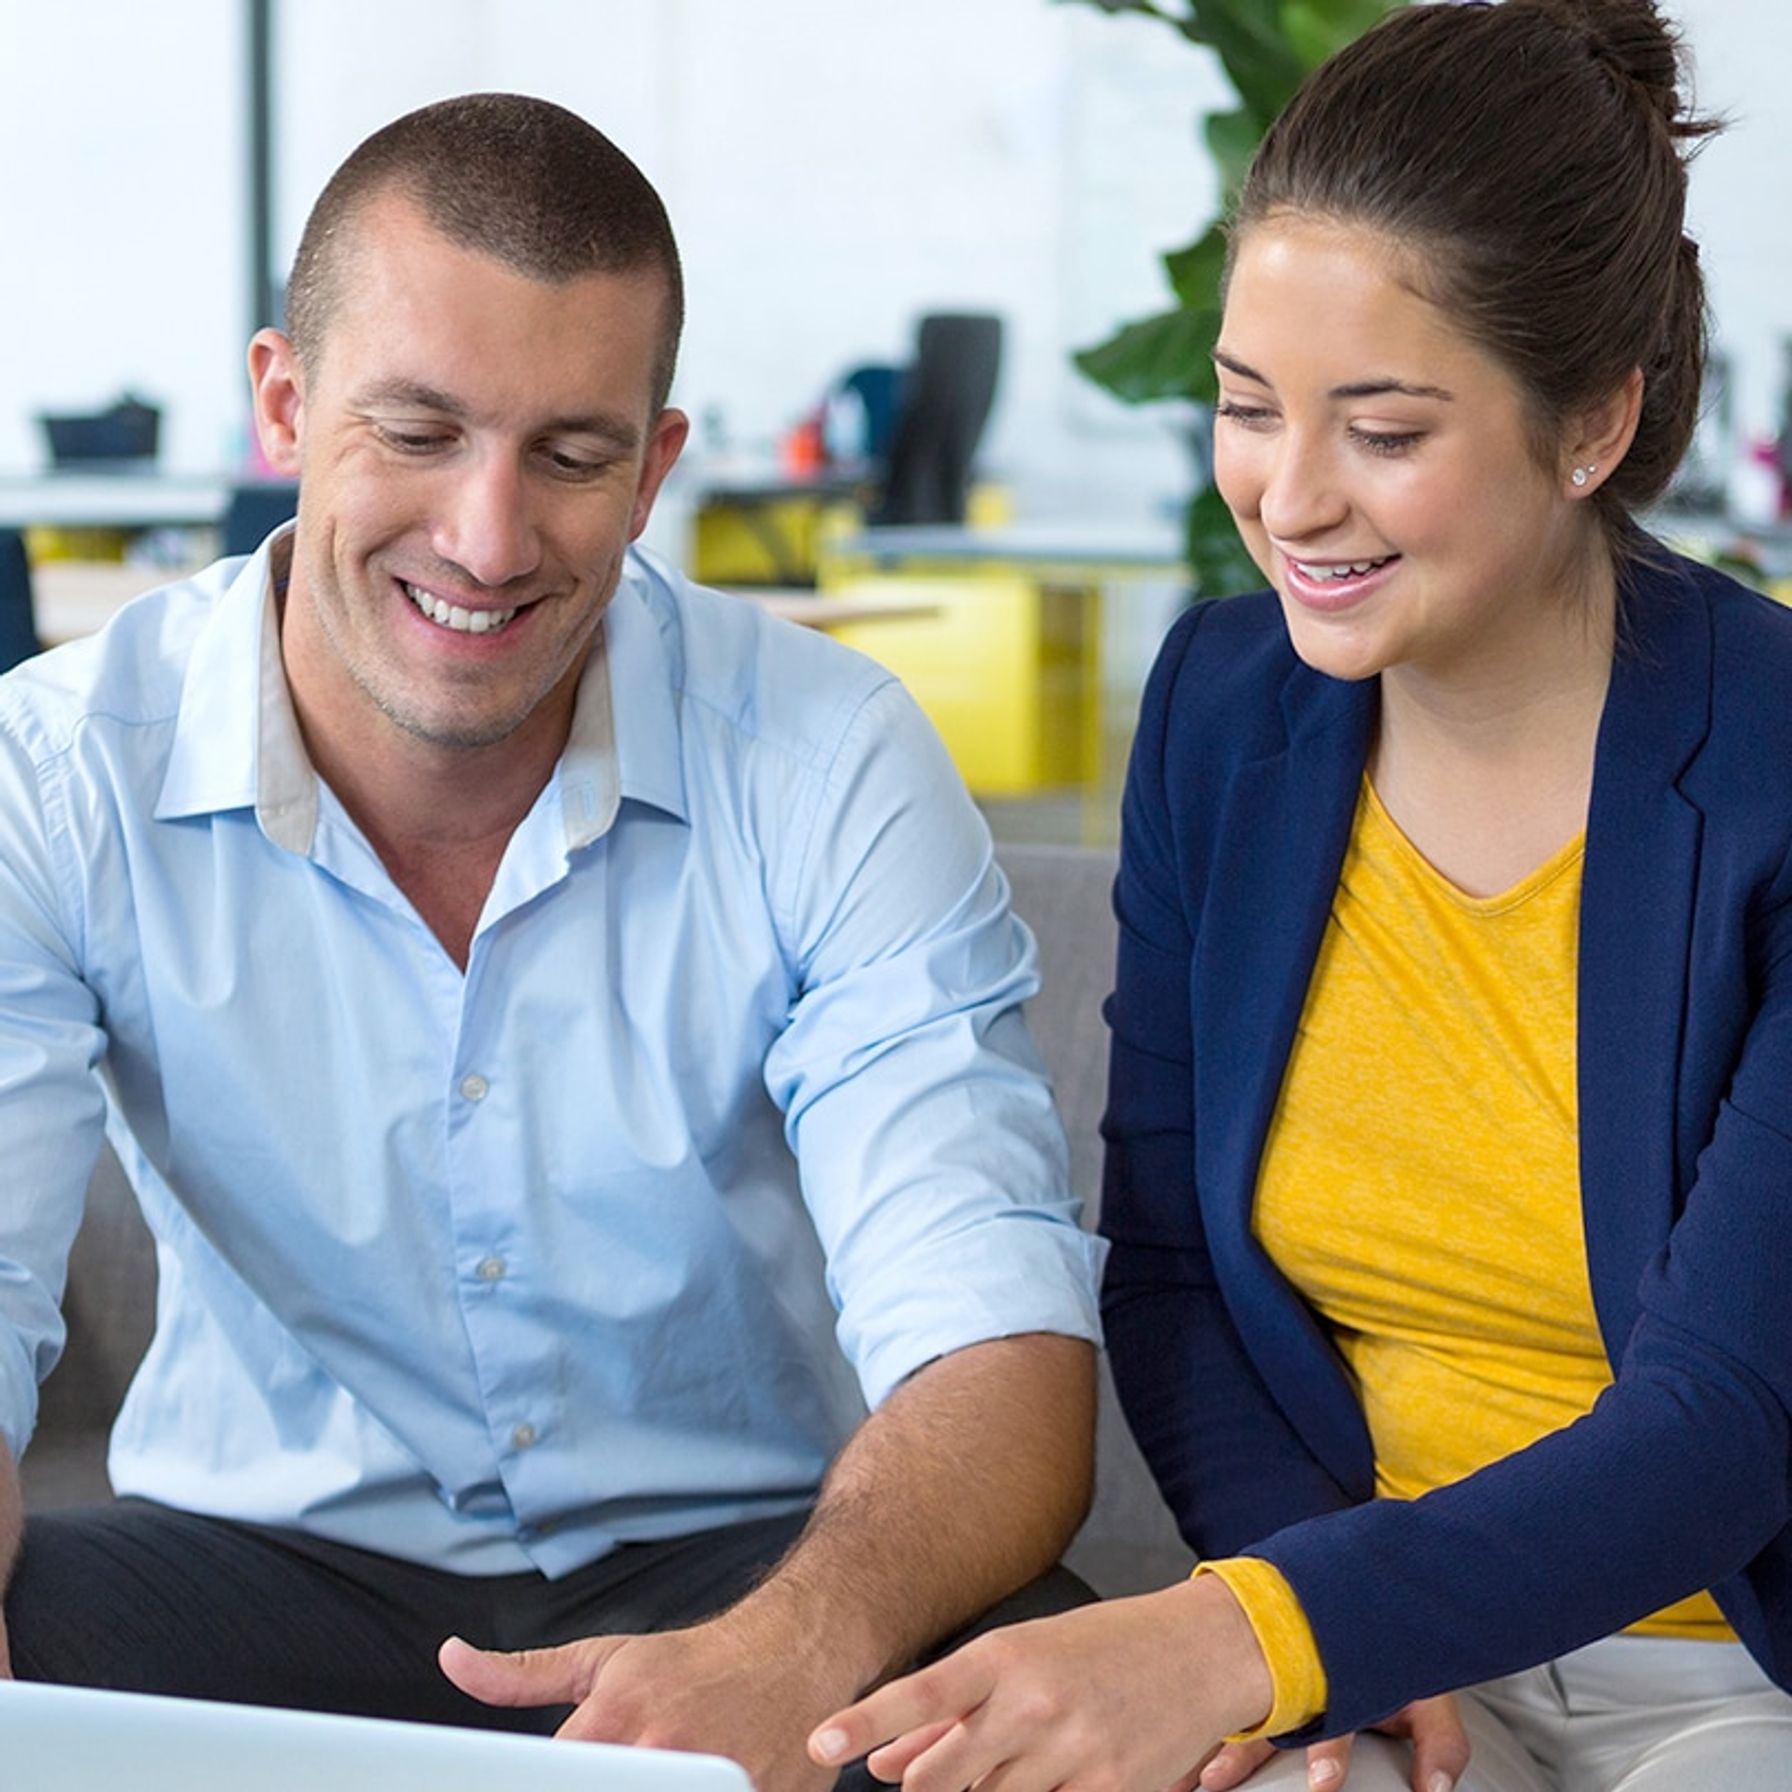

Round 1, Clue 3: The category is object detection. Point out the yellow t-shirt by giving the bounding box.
[1207,778,1729,1736]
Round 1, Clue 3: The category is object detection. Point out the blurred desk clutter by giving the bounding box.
[0,473,300,656]
[1651,508,1792,599]
[692,312,1005,589]
[36,393,161,472]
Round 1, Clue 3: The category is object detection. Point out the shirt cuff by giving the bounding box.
[1196,1556,1329,1739]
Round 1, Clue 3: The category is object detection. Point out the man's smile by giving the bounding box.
[402,579,523,635]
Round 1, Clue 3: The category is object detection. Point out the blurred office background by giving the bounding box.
[1,0,1787,841]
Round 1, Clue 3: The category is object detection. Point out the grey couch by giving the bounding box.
[20,842,1191,1597]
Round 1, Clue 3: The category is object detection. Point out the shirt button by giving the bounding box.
[459,1073,489,1103]
[512,1422,538,1450]
[476,1255,506,1282]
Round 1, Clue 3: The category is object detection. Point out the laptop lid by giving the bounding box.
[0,1679,755,1792]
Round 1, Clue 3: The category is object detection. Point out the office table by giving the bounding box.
[833,521,1184,577]
[0,472,232,531]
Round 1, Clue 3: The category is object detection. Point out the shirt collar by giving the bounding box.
[157,536,687,856]
[155,528,295,835]
[600,554,688,831]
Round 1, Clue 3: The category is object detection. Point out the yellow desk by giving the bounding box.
[692,481,865,589]
[818,524,1186,799]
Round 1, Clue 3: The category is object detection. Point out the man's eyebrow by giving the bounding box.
[1211,350,1454,403]
[554,413,643,451]
[354,378,471,416]
[352,378,643,449]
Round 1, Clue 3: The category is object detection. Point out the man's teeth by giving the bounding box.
[404,582,518,634]
[1295,557,1393,583]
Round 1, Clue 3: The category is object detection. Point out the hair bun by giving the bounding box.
[1534,0,1708,137]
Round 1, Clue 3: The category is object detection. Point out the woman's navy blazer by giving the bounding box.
[1100,546,1792,1740]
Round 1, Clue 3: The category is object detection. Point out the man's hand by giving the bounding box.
[442,1333,1094,1792]
[440,1611,837,1792]
[808,1573,1273,1792]
[1198,1696,1469,1792]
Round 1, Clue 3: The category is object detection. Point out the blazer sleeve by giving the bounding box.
[1252,862,1792,1739]
[1101,604,1356,1559]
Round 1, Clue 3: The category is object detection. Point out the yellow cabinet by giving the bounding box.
[818,564,1100,797]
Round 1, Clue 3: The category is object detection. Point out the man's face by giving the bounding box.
[251,192,686,768]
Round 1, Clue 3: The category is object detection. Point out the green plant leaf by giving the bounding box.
[1280,0,1396,69]
[1202,106,1261,201]
[1175,2,1309,122]
[1184,477,1264,597]
[1162,222,1230,308]
[1075,304,1221,405]
[1284,0,1399,37]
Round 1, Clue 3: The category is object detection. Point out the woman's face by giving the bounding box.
[1213,212,1599,688]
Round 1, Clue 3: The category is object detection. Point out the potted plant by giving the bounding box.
[1061,0,1400,596]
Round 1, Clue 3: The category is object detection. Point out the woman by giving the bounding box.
[807,3,1792,1789]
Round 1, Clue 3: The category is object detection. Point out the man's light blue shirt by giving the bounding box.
[0,536,1103,1576]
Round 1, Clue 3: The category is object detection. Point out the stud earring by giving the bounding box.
[1571,464,1596,489]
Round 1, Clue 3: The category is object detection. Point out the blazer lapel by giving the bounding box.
[1193,663,1378,1493]
[1578,560,1711,1360]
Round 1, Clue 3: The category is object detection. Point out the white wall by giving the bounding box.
[268,0,1225,524]
[0,1,1786,524]
[1678,8,1792,445]
[0,0,242,471]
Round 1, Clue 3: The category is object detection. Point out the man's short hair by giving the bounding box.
[285,92,684,412]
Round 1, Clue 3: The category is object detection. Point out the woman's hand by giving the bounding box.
[1199,1695,1469,1792]
[808,1575,1273,1792]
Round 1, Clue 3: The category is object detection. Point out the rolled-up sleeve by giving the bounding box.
[0,703,109,1460]
[762,679,1105,1408]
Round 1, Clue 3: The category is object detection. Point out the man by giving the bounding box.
[0,96,1102,1786]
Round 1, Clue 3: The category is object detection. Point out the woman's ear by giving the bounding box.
[1562,366,1644,499]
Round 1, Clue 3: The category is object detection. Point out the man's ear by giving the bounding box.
[1562,366,1644,500]
[629,407,691,542]
[248,328,305,476]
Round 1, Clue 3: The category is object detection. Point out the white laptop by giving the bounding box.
[0,1678,755,1792]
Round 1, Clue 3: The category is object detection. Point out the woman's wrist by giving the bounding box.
[1155,1572,1276,1737]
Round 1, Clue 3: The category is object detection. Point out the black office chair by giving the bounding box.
[0,528,43,674]
[221,482,299,557]
[872,313,1004,527]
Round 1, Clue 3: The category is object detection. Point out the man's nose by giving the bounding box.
[432,453,543,589]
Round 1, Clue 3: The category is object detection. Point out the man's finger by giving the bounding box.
[810,1655,994,1767]
[437,1634,609,1708]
